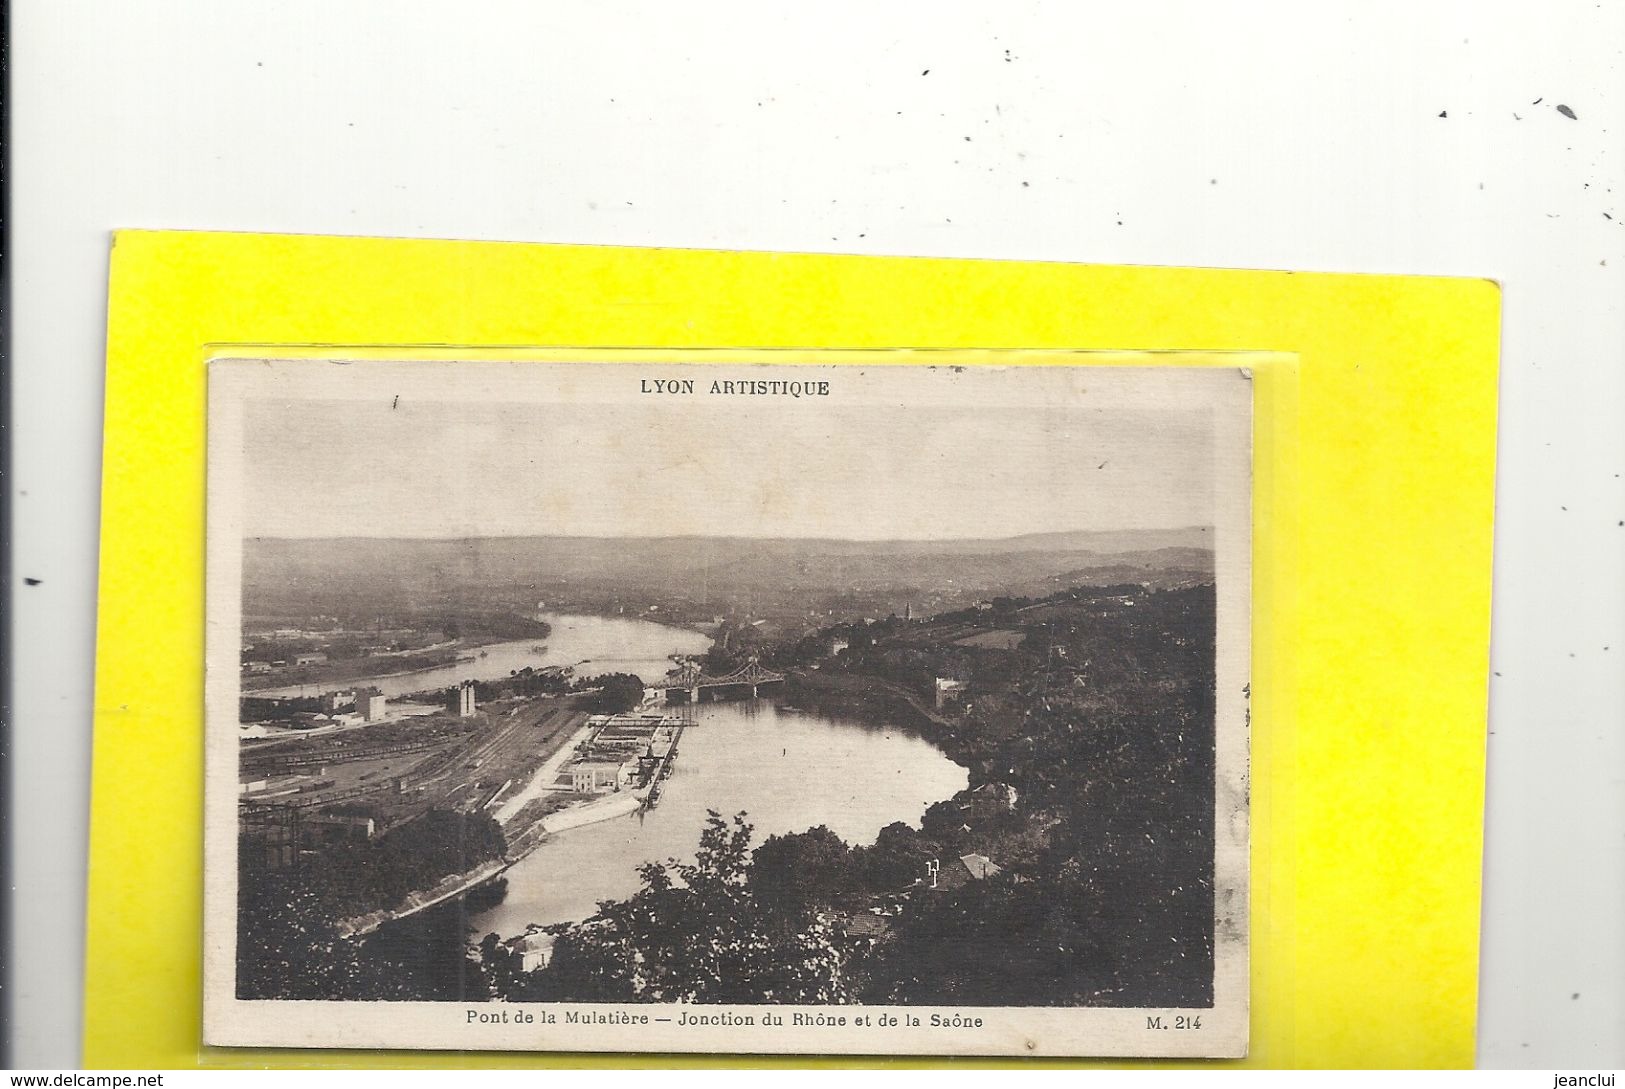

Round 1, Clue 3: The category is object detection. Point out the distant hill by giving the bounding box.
[242,529,1214,620]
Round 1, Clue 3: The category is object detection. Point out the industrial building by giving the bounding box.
[446,679,477,717]
[354,687,387,721]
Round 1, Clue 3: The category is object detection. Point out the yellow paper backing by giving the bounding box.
[85,231,1499,1069]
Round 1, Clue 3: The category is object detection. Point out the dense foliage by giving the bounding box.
[578,672,648,715]
[237,809,507,1000]
[494,814,855,1004]
[306,809,506,919]
[469,667,645,711]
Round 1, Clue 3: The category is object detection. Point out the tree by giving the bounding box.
[855,821,933,892]
[510,812,855,1004]
[921,798,968,845]
[578,672,646,714]
[236,871,446,1001]
[295,808,507,921]
[750,825,855,916]
[238,875,375,1000]
[866,873,1107,1006]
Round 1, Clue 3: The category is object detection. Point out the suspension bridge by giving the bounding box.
[661,656,785,703]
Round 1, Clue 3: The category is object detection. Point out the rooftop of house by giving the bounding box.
[845,913,893,939]
[572,758,631,772]
[957,853,1002,880]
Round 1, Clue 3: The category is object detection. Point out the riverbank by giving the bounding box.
[542,789,644,834]
[783,670,949,732]
[336,858,509,939]
[242,638,504,695]
[493,719,596,824]
[469,696,965,939]
[243,616,556,695]
[780,669,992,794]
[347,665,966,941]
[343,707,680,936]
[334,784,647,939]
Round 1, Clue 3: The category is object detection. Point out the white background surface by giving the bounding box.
[9,0,1624,1069]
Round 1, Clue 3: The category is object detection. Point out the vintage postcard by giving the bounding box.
[203,356,1251,1057]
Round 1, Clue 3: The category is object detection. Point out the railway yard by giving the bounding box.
[239,691,595,869]
[238,676,693,941]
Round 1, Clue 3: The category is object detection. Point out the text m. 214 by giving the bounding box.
[1146,1015,1202,1030]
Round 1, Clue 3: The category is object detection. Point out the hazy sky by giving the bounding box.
[242,398,1214,540]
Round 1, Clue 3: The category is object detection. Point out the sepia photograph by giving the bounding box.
[203,356,1252,1057]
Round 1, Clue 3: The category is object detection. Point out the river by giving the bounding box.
[471,697,967,937]
[282,610,965,936]
[253,611,714,698]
